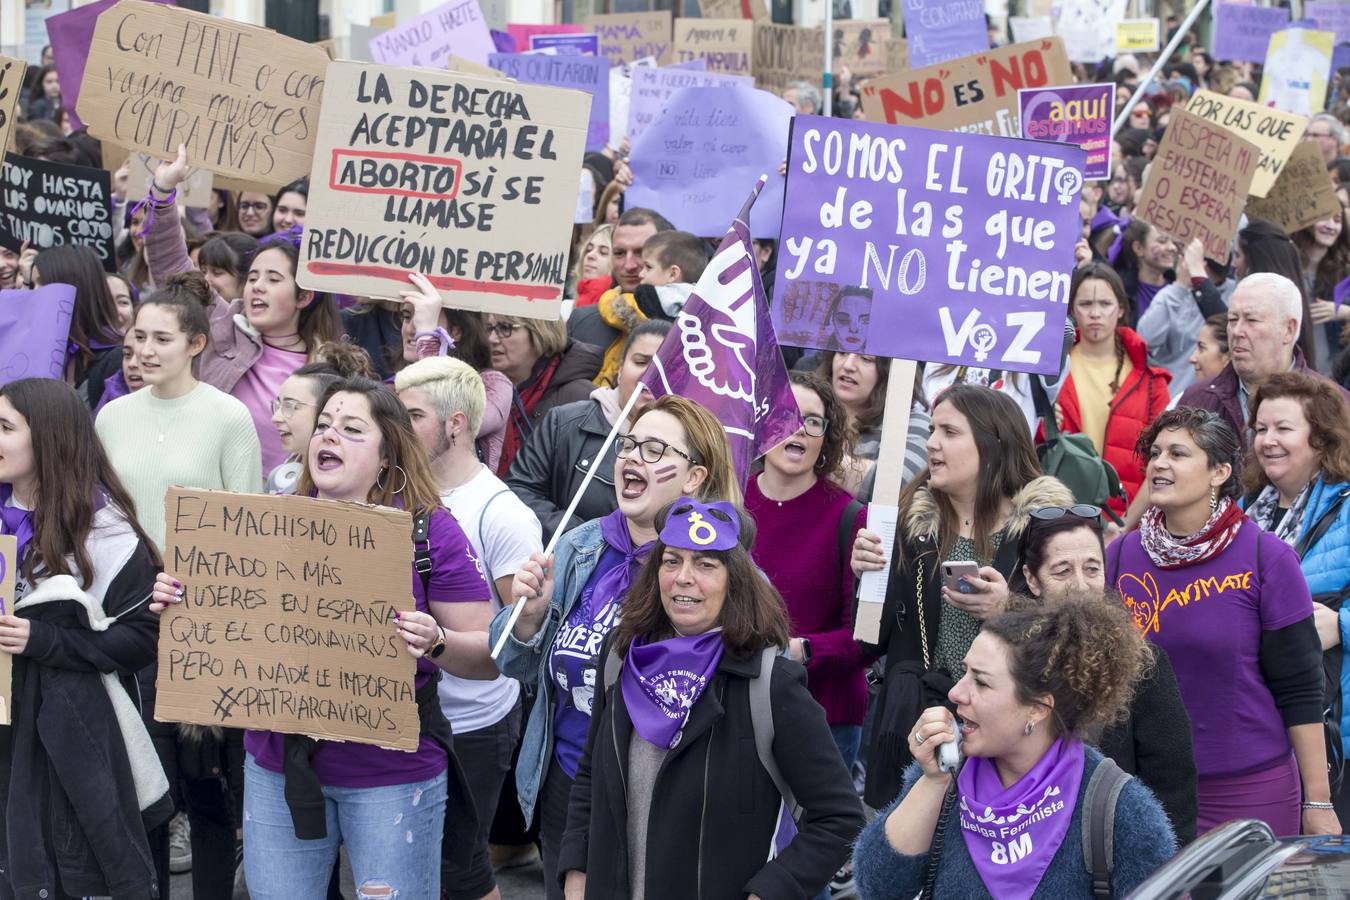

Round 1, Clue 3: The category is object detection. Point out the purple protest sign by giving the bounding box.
[0,284,76,388]
[627,64,749,142]
[45,0,174,132]
[488,52,609,151]
[1335,274,1350,311]
[627,86,790,239]
[530,33,600,55]
[902,0,990,68]
[641,177,801,484]
[368,0,495,67]
[507,23,586,50]
[1214,3,1290,63]
[773,116,1084,376]
[1019,83,1113,180]
[1335,41,1350,72]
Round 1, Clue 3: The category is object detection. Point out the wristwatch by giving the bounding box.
[428,626,447,659]
[799,637,813,665]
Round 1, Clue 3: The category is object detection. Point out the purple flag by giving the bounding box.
[640,177,801,485]
[0,284,76,388]
[1334,275,1350,312]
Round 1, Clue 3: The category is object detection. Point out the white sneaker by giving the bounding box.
[169,812,192,874]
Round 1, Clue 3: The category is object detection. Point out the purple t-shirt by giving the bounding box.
[1134,279,1163,319]
[550,545,625,778]
[246,507,490,787]
[1107,520,1313,778]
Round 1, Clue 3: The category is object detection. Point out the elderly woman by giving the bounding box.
[558,499,863,899]
[484,313,603,475]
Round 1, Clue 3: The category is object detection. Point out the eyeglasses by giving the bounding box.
[239,201,271,212]
[270,398,313,418]
[615,433,701,466]
[800,415,828,437]
[1307,131,1336,139]
[1029,504,1102,522]
[485,321,518,339]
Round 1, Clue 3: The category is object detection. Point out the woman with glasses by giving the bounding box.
[483,313,603,476]
[1008,504,1198,845]
[489,396,739,900]
[746,372,870,771]
[236,192,275,239]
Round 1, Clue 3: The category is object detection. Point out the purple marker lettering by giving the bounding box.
[653,464,679,484]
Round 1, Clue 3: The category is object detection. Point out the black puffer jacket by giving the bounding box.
[505,397,618,543]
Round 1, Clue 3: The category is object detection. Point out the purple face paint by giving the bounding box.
[653,463,679,484]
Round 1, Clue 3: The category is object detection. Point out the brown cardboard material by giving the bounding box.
[0,535,14,726]
[125,151,215,207]
[102,140,130,176]
[1245,142,1342,236]
[295,61,588,318]
[752,23,824,97]
[674,18,754,76]
[156,488,419,750]
[77,1,330,187]
[1185,90,1306,198]
[0,57,25,156]
[446,54,508,78]
[885,36,908,73]
[1136,107,1261,262]
[832,19,890,79]
[698,0,769,20]
[590,11,672,66]
[859,38,1072,137]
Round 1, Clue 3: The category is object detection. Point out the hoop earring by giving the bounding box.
[377,465,408,494]
[1210,487,1218,511]
[1023,720,1034,737]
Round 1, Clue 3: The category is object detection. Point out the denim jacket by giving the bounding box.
[489,519,607,824]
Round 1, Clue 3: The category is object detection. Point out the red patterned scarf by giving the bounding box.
[1137,497,1246,569]
[497,353,563,476]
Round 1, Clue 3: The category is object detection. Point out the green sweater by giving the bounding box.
[96,382,263,551]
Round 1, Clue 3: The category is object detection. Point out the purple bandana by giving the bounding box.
[659,499,741,552]
[621,631,724,749]
[592,509,655,617]
[957,737,1086,900]
[0,485,34,566]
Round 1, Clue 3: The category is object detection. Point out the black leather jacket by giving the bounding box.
[505,397,618,543]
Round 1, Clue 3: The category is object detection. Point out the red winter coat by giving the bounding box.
[1054,327,1171,515]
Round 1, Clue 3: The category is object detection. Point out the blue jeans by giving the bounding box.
[830,723,863,773]
[243,756,447,900]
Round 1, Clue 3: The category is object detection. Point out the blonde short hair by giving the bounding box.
[394,356,487,436]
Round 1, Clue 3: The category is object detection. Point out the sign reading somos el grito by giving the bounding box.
[772,115,1084,376]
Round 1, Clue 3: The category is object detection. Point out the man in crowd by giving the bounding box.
[568,207,674,351]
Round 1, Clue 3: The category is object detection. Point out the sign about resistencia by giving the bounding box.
[772,115,1084,376]
[1019,83,1112,179]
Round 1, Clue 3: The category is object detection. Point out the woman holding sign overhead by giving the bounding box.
[150,376,497,900]
[0,377,171,900]
[143,147,344,474]
[489,396,739,900]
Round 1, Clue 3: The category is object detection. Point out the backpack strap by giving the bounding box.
[413,510,433,598]
[1294,484,1350,561]
[838,499,863,568]
[476,488,512,571]
[1081,756,1130,899]
[752,647,801,823]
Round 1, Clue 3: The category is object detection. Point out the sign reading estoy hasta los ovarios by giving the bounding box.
[0,154,115,271]
[772,115,1084,376]
[76,0,329,188]
[296,61,588,319]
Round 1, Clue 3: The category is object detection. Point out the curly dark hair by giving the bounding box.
[788,370,847,482]
[615,500,790,658]
[982,594,1152,736]
[1134,407,1242,499]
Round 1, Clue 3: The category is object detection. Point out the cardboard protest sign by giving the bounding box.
[674,18,754,76]
[530,33,600,55]
[0,57,25,155]
[1336,41,1350,73]
[45,0,173,132]
[1055,0,1127,63]
[752,24,824,97]
[125,151,214,208]
[1213,3,1290,64]
[1116,18,1160,52]
[1245,142,1342,235]
[368,0,495,67]
[1019,83,1112,179]
[1136,108,1260,262]
[1185,90,1304,198]
[0,536,12,724]
[1307,2,1350,43]
[489,53,609,151]
[1260,28,1334,116]
[447,55,509,78]
[0,284,76,387]
[78,1,329,188]
[627,86,791,238]
[773,115,1084,375]
[0,154,116,271]
[902,0,989,68]
[592,11,672,66]
[831,20,890,79]
[295,61,587,318]
[627,64,752,142]
[156,489,419,750]
[860,38,1073,137]
[1009,16,1054,43]
[698,0,769,19]
[887,38,909,73]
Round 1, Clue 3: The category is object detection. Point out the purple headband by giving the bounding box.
[659,499,741,552]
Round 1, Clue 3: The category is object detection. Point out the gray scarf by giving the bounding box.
[1247,478,1316,546]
